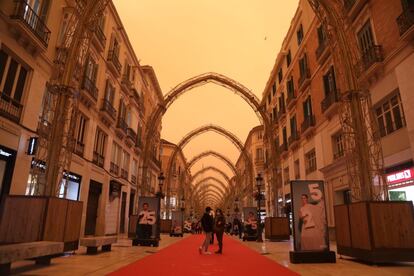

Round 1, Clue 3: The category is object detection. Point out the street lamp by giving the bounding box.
[156,172,165,241]
[256,173,263,242]
[234,197,239,214]
[180,195,185,212]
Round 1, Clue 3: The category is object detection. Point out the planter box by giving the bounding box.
[0,195,83,251]
[334,201,414,263]
[264,217,290,241]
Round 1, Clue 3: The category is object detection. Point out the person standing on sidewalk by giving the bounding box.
[199,207,214,255]
[214,209,226,254]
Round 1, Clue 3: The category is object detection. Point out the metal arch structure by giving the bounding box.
[197,190,223,204]
[164,125,253,215]
[192,177,229,196]
[306,0,387,201]
[187,150,237,176]
[191,166,232,187]
[194,185,225,203]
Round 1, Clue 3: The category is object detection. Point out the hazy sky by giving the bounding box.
[113,0,299,203]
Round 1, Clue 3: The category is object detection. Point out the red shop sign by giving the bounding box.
[386,168,414,184]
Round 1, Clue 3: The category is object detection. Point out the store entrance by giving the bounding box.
[0,146,16,203]
[85,180,102,236]
[120,191,127,233]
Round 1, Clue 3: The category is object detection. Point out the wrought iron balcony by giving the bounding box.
[73,141,85,157]
[10,0,51,47]
[301,115,316,134]
[288,131,300,148]
[116,118,128,135]
[121,75,133,91]
[286,92,296,110]
[92,152,104,168]
[81,76,98,101]
[397,6,414,36]
[127,128,137,142]
[121,169,128,180]
[100,99,117,121]
[94,25,106,50]
[107,50,122,76]
[321,89,340,114]
[131,175,137,185]
[0,93,23,123]
[110,162,119,175]
[277,106,286,119]
[360,45,384,71]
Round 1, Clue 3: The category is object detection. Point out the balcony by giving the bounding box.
[334,150,345,160]
[321,89,341,118]
[279,143,288,154]
[301,115,316,136]
[73,141,85,157]
[80,76,98,107]
[92,25,106,52]
[397,6,414,40]
[360,45,384,71]
[298,68,311,92]
[110,162,119,175]
[288,131,300,149]
[131,175,137,185]
[125,128,137,147]
[107,50,122,77]
[151,155,161,169]
[9,0,51,52]
[0,93,23,123]
[121,169,128,180]
[315,39,330,64]
[115,118,128,139]
[99,99,116,126]
[92,152,104,168]
[255,157,264,166]
[121,75,133,93]
[286,92,297,111]
[277,107,286,121]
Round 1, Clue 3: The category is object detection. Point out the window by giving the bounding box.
[272,82,277,96]
[57,12,70,46]
[121,150,130,179]
[93,128,107,167]
[131,159,137,178]
[110,37,120,57]
[287,77,295,98]
[305,149,317,174]
[283,167,290,186]
[299,54,309,80]
[297,24,304,45]
[294,160,300,179]
[278,68,283,83]
[84,56,98,84]
[74,113,87,156]
[272,107,277,121]
[375,92,406,137]
[279,93,286,112]
[256,148,264,161]
[0,49,28,104]
[104,80,115,103]
[317,25,327,45]
[357,20,375,54]
[290,115,297,136]
[287,50,292,67]
[303,96,313,118]
[268,93,272,105]
[323,66,337,97]
[282,127,288,145]
[332,132,345,159]
[257,131,263,140]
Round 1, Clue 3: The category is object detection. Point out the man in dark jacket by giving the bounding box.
[214,209,225,254]
[199,207,214,254]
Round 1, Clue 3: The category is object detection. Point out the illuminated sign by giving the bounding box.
[387,169,414,184]
[0,149,12,157]
[27,137,38,155]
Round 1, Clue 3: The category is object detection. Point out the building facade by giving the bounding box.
[261,0,414,237]
[0,0,163,237]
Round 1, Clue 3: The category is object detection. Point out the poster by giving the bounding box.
[291,180,329,252]
[136,196,160,239]
[242,207,258,235]
[171,210,183,234]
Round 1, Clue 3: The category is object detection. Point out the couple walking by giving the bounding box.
[199,207,225,255]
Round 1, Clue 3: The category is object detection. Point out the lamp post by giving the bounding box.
[156,172,165,240]
[256,173,263,242]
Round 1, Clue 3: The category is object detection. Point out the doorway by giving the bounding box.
[120,191,127,233]
[85,180,102,236]
[129,190,135,216]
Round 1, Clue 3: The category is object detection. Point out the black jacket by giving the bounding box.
[201,213,214,232]
[214,214,225,233]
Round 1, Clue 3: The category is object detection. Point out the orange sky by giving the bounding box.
[113,0,299,203]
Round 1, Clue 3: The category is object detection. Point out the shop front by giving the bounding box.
[387,168,414,203]
[0,145,16,200]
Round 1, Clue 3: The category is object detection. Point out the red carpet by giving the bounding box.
[110,235,298,276]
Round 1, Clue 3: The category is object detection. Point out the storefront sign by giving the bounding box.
[27,137,38,155]
[387,169,414,184]
[63,171,81,182]
[0,149,12,158]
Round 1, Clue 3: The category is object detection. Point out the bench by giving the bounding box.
[79,236,117,254]
[0,241,64,275]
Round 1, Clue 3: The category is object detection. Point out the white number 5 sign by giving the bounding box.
[308,183,322,201]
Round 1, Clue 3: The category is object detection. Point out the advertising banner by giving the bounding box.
[137,196,160,239]
[171,210,183,234]
[242,207,258,235]
[290,180,329,252]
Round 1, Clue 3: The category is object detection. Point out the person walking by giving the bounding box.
[214,209,226,254]
[199,207,214,254]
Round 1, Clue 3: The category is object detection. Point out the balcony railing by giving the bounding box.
[397,7,414,36]
[286,92,296,108]
[321,89,340,113]
[279,143,288,153]
[360,45,383,71]
[131,175,137,184]
[110,162,119,175]
[101,99,116,120]
[301,115,316,133]
[121,169,128,180]
[334,150,345,160]
[288,131,300,146]
[107,50,122,75]
[81,76,98,100]
[10,0,51,46]
[92,152,104,168]
[73,141,85,157]
[316,39,328,60]
[126,127,137,141]
[277,106,286,119]
[0,93,23,123]
[122,75,133,89]
[94,25,106,47]
[117,118,128,134]
[299,68,311,88]
[255,157,264,165]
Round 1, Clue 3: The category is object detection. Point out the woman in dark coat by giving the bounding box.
[214,209,226,254]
